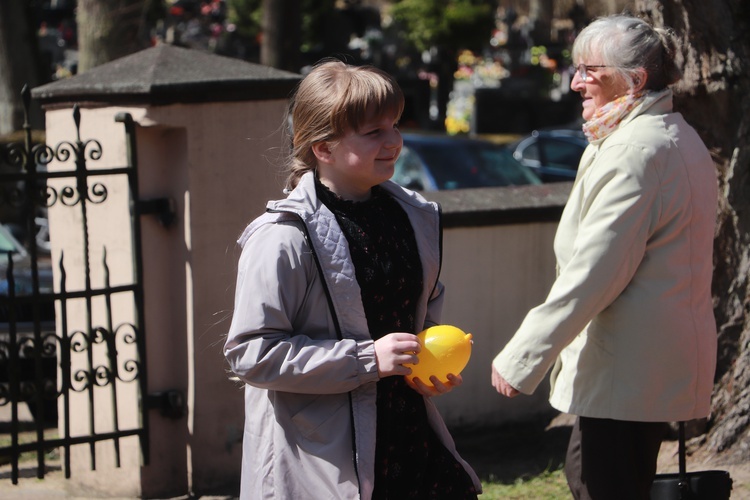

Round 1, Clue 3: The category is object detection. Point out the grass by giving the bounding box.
[480,468,570,499]
[0,428,59,465]
[449,413,574,500]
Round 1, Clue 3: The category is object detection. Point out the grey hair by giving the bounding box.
[572,14,682,91]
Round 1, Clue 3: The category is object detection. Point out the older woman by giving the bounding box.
[491,14,718,500]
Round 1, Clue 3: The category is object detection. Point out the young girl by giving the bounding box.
[224,60,481,499]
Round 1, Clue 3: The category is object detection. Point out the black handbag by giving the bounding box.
[650,422,733,500]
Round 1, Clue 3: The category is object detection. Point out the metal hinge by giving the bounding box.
[146,389,186,419]
[137,197,176,227]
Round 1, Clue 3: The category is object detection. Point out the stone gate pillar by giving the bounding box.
[32,44,300,497]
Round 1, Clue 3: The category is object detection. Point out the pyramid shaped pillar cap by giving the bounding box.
[32,44,302,106]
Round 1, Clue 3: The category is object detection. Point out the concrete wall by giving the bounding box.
[45,105,146,498]
[136,100,292,496]
[434,221,559,429]
[418,184,571,430]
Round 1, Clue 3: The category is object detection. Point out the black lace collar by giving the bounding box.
[314,176,387,213]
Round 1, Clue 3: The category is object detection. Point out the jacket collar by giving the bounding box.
[266,171,320,220]
[572,88,675,189]
[267,171,438,218]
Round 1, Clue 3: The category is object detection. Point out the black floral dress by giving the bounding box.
[316,179,477,500]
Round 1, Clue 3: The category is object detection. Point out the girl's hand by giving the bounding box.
[374,332,420,377]
[407,373,463,397]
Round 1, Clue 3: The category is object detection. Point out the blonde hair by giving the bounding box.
[284,59,405,190]
[573,14,682,91]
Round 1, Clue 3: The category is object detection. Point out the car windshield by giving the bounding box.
[539,138,585,171]
[0,224,24,255]
[404,139,539,190]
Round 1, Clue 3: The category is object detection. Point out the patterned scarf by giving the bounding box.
[582,91,647,142]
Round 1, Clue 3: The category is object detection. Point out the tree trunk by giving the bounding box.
[0,0,43,134]
[529,0,554,45]
[635,0,750,463]
[77,0,150,73]
[260,0,301,72]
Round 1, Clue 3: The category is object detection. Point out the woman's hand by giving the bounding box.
[491,364,520,398]
[407,373,463,397]
[374,332,421,377]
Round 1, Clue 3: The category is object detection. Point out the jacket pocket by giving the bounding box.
[291,394,349,442]
[586,318,615,356]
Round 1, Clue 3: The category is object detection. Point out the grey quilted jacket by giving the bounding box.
[224,171,481,499]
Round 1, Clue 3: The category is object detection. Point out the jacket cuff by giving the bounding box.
[492,350,545,395]
[357,340,380,382]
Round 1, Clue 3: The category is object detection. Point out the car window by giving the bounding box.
[0,224,25,255]
[478,146,541,186]
[393,146,432,190]
[520,142,540,162]
[541,139,585,171]
[417,144,479,189]
[403,141,539,190]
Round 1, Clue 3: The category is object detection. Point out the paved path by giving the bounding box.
[0,463,237,500]
[0,403,235,499]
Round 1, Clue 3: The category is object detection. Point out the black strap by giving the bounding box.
[678,421,690,499]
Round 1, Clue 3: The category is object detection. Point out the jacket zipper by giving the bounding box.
[266,208,362,491]
[429,204,444,299]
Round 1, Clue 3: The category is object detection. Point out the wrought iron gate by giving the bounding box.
[0,87,153,484]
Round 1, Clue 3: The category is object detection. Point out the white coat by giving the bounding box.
[493,89,718,422]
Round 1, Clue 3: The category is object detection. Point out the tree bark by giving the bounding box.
[635,0,750,463]
[529,0,555,45]
[260,0,300,72]
[77,0,150,73]
[0,0,43,134]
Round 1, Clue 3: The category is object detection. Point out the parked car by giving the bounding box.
[0,223,57,425]
[0,223,54,321]
[392,133,541,191]
[509,129,589,183]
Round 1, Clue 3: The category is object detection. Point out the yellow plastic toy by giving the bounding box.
[405,325,473,387]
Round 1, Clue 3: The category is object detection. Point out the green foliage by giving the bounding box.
[226,0,262,39]
[389,0,497,53]
[388,0,443,52]
[300,0,335,53]
[225,0,336,55]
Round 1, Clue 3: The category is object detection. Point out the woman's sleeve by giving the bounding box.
[224,221,379,394]
[493,144,661,394]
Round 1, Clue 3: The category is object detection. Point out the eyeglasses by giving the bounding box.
[575,64,611,81]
